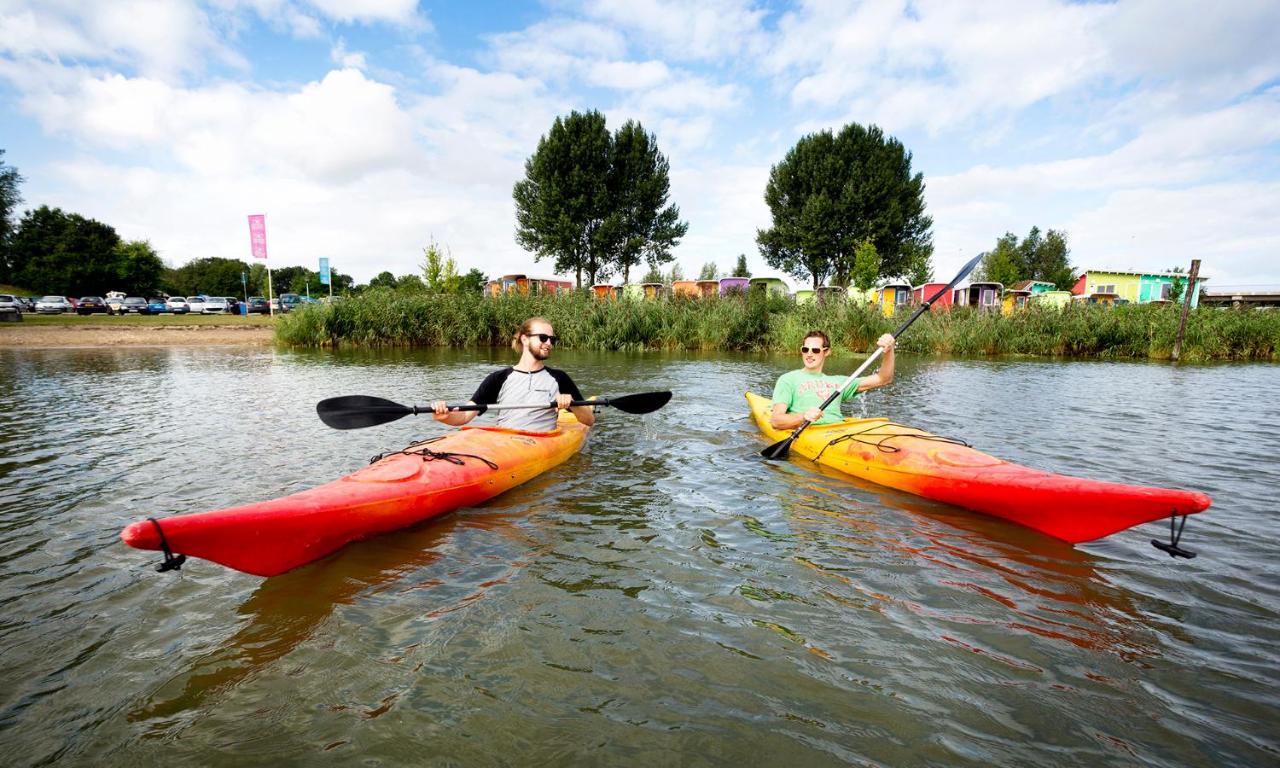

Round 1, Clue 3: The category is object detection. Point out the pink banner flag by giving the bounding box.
[248,214,268,260]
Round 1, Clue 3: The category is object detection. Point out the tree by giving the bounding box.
[667,263,684,283]
[114,240,165,296]
[9,205,121,295]
[903,241,933,286]
[514,110,613,288]
[641,263,664,283]
[166,256,254,297]
[458,268,487,294]
[514,111,687,287]
[698,262,718,280]
[1168,266,1186,304]
[732,254,750,278]
[0,150,23,281]
[1034,229,1074,290]
[976,233,1021,287]
[850,240,880,292]
[757,123,932,289]
[368,271,397,290]
[602,120,688,283]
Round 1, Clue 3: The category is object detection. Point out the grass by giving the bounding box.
[273,289,1280,362]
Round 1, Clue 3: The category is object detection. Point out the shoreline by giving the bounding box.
[0,323,276,347]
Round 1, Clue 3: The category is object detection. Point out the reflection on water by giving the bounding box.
[0,347,1277,766]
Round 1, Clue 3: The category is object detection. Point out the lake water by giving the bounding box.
[1,346,1277,766]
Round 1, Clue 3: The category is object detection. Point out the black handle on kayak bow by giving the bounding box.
[317,391,672,430]
[761,252,984,460]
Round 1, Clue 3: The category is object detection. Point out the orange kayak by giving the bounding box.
[121,412,588,576]
[747,392,1210,543]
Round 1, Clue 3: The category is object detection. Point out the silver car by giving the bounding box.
[165,297,190,314]
[36,296,74,313]
[203,296,229,313]
[0,294,21,313]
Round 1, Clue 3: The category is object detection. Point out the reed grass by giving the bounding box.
[274,290,1280,361]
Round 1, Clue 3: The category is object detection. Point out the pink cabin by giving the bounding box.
[529,278,573,294]
[719,277,750,295]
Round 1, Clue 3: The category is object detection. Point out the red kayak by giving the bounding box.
[121,416,589,577]
[747,393,1211,547]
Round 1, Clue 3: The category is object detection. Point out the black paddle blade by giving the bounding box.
[602,391,672,414]
[760,434,796,459]
[316,395,413,430]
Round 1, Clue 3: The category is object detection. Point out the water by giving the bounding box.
[1,346,1276,766]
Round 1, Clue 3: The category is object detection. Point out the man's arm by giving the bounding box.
[432,401,481,426]
[855,334,896,393]
[550,369,595,427]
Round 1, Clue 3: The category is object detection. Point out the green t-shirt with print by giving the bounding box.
[770,369,862,425]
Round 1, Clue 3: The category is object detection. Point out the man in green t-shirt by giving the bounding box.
[769,329,897,429]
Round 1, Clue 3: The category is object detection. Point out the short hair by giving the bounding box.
[802,329,830,349]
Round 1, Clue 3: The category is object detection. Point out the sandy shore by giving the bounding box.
[0,323,276,347]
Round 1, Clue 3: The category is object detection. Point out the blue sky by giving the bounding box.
[2,0,1278,288]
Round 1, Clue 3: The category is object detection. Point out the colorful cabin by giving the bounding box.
[671,280,699,298]
[816,285,846,303]
[749,277,789,297]
[485,280,503,298]
[500,274,529,295]
[1009,279,1057,296]
[592,284,618,300]
[529,277,572,294]
[719,277,750,295]
[794,289,815,304]
[1072,269,1208,306]
[911,282,953,311]
[878,282,912,318]
[1001,289,1033,315]
[1074,291,1122,306]
[641,282,664,300]
[695,280,719,298]
[1030,290,1072,309]
[953,282,1003,311]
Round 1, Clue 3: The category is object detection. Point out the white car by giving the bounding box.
[203,296,229,313]
[36,296,74,313]
[187,296,208,313]
[165,297,189,313]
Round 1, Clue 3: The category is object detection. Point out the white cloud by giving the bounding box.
[583,0,769,62]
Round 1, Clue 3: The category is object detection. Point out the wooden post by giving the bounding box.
[1171,258,1201,362]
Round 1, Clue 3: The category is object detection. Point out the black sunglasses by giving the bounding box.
[801,346,828,354]
[528,333,559,345]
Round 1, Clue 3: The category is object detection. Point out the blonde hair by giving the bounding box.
[512,316,551,352]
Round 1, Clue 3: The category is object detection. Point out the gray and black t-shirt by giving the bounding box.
[470,366,584,432]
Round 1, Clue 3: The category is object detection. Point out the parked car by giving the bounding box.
[0,294,22,314]
[36,296,74,313]
[187,296,208,313]
[224,296,241,315]
[144,298,168,315]
[21,297,38,311]
[269,298,281,312]
[121,296,149,314]
[77,296,108,315]
[105,296,126,314]
[165,297,190,314]
[279,293,303,312]
[202,296,229,313]
[246,296,270,314]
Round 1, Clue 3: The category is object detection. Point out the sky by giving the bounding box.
[1,0,1278,289]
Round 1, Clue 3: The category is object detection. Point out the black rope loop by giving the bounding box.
[1152,512,1197,559]
[814,423,970,462]
[370,436,499,470]
[146,517,186,573]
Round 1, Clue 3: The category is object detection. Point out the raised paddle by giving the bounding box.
[761,252,985,460]
[317,391,672,430]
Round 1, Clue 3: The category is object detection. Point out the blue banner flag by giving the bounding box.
[319,257,330,286]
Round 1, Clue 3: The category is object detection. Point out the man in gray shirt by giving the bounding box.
[430,316,596,432]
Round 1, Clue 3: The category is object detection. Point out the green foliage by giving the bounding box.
[698,262,718,280]
[274,292,1280,363]
[9,205,122,295]
[514,111,687,287]
[758,122,932,289]
[165,256,252,297]
[641,264,664,283]
[978,227,1076,289]
[1167,266,1186,304]
[0,149,23,281]
[732,254,750,278]
[113,240,165,295]
[850,240,880,292]
[368,270,398,290]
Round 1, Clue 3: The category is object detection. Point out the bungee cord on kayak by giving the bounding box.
[144,517,186,573]
[369,435,500,470]
[813,423,971,462]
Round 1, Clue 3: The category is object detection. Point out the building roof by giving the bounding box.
[1079,268,1209,281]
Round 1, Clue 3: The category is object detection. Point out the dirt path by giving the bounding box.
[0,323,276,347]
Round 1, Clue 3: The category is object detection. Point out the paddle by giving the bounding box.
[317,391,672,430]
[761,252,985,459]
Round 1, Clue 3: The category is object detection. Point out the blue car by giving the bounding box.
[144,298,168,315]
